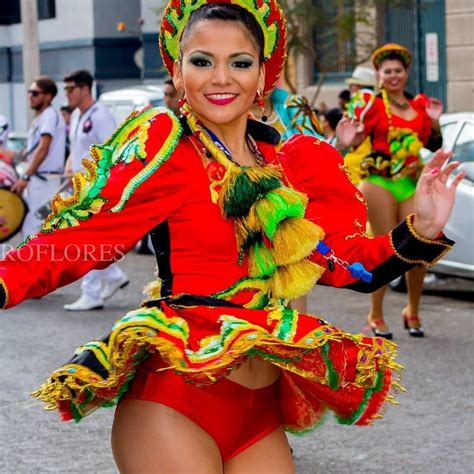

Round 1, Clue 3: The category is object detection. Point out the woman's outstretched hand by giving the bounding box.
[425,98,443,122]
[413,149,465,239]
[335,117,364,148]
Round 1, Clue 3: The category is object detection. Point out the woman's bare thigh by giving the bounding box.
[112,400,223,474]
[224,427,294,474]
[359,181,398,235]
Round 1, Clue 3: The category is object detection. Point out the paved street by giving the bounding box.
[0,252,473,473]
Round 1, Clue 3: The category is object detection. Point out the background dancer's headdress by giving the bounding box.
[159,0,287,96]
[371,43,413,70]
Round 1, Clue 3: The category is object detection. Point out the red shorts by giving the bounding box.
[122,367,282,461]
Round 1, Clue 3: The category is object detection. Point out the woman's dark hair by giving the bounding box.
[379,52,409,69]
[180,3,265,64]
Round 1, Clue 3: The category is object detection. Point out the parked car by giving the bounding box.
[98,84,165,125]
[390,112,474,291]
[431,113,474,279]
[6,132,27,156]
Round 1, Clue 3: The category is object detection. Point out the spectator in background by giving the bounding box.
[320,108,343,148]
[338,89,351,112]
[60,105,74,127]
[60,105,74,159]
[0,114,14,165]
[163,78,181,115]
[13,76,66,238]
[63,69,128,312]
[0,114,13,164]
[345,65,376,96]
[0,114,8,147]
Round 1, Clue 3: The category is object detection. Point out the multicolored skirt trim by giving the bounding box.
[31,293,403,432]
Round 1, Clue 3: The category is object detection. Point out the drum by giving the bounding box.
[34,177,72,221]
[0,160,28,242]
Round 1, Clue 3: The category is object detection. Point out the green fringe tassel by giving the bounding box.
[222,171,281,218]
[248,240,277,278]
[255,188,306,239]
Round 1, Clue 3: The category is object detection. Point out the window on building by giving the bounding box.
[0,1,21,25]
[313,0,356,82]
[0,0,55,25]
[37,0,55,20]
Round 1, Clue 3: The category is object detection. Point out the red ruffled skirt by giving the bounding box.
[32,292,402,431]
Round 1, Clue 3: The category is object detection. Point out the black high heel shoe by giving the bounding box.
[367,320,393,340]
[402,312,424,337]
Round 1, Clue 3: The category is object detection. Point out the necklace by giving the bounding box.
[187,132,265,168]
[389,97,410,110]
[203,126,266,167]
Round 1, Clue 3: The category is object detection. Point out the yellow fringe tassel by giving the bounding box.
[142,279,162,301]
[270,259,326,300]
[272,218,325,266]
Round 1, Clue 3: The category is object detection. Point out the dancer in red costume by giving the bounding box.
[337,43,444,339]
[0,3,463,472]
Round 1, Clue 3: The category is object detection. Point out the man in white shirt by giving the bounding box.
[0,114,8,146]
[12,77,66,238]
[62,70,129,311]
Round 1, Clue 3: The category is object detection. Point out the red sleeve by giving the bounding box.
[412,96,435,145]
[358,97,382,136]
[278,135,453,292]
[0,110,190,308]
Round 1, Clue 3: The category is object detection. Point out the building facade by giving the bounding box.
[302,0,474,113]
[445,0,474,111]
[0,0,165,132]
[1,0,472,132]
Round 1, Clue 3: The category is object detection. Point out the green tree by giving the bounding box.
[280,0,414,102]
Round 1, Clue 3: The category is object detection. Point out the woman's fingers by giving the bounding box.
[449,170,466,191]
[439,161,460,184]
[426,149,453,170]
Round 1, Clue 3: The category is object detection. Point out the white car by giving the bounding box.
[391,112,474,291]
[431,113,474,279]
[99,85,165,125]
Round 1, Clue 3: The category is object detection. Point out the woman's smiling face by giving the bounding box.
[378,58,409,93]
[173,19,265,128]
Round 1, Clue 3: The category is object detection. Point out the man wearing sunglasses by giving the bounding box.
[13,76,66,238]
[62,69,128,312]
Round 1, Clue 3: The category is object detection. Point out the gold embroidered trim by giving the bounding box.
[0,277,9,308]
[345,218,368,240]
[389,214,453,266]
[355,191,368,209]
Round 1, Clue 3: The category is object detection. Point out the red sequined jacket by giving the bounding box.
[360,94,441,155]
[0,110,452,308]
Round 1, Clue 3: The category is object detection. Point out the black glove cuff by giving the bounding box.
[389,214,454,266]
[0,278,7,309]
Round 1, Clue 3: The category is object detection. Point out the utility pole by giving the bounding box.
[20,0,40,124]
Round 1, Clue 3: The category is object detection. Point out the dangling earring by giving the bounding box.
[178,94,187,114]
[256,90,267,122]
